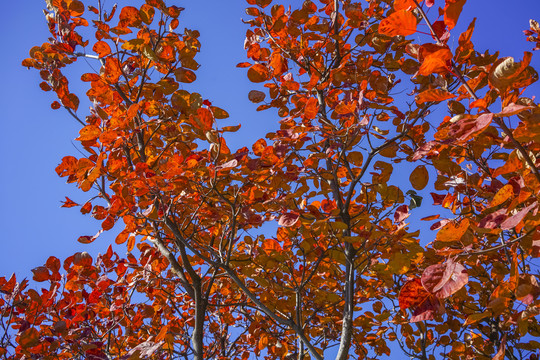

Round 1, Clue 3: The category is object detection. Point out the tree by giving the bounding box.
[2,0,540,359]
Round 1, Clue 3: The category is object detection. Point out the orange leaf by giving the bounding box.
[444,0,466,30]
[115,231,129,245]
[262,239,282,252]
[175,68,196,83]
[81,73,101,82]
[335,102,357,115]
[119,6,142,27]
[18,328,39,349]
[490,184,514,207]
[492,151,524,178]
[93,41,111,57]
[77,125,101,142]
[415,89,456,104]
[304,97,319,120]
[436,218,469,242]
[127,235,136,252]
[409,165,429,190]
[103,58,122,83]
[421,214,440,221]
[252,138,267,156]
[379,10,417,37]
[418,48,453,76]
[139,4,155,24]
[56,156,78,177]
[394,0,417,11]
[247,64,269,83]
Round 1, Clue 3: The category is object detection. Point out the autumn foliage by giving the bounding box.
[3,0,540,359]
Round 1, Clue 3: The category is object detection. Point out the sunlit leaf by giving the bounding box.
[93,41,111,57]
[415,89,456,104]
[379,10,417,37]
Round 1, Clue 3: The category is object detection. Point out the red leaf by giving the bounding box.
[102,216,115,231]
[80,202,92,214]
[73,251,93,266]
[278,212,300,227]
[398,278,431,310]
[45,257,61,272]
[31,266,50,282]
[61,196,79,208]
[449,113,494,142]
[394,205,410,223]
[399,279,445,322]
[410,296,442,322]
[78,230,103,244]
[379,10,417,37]
[421,259,468,298]
[478,208,507,229]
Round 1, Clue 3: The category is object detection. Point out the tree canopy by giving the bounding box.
[2,0,540,359]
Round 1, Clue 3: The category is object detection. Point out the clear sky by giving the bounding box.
[1,0,540,280]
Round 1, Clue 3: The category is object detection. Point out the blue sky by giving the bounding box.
[1,0,540,280]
